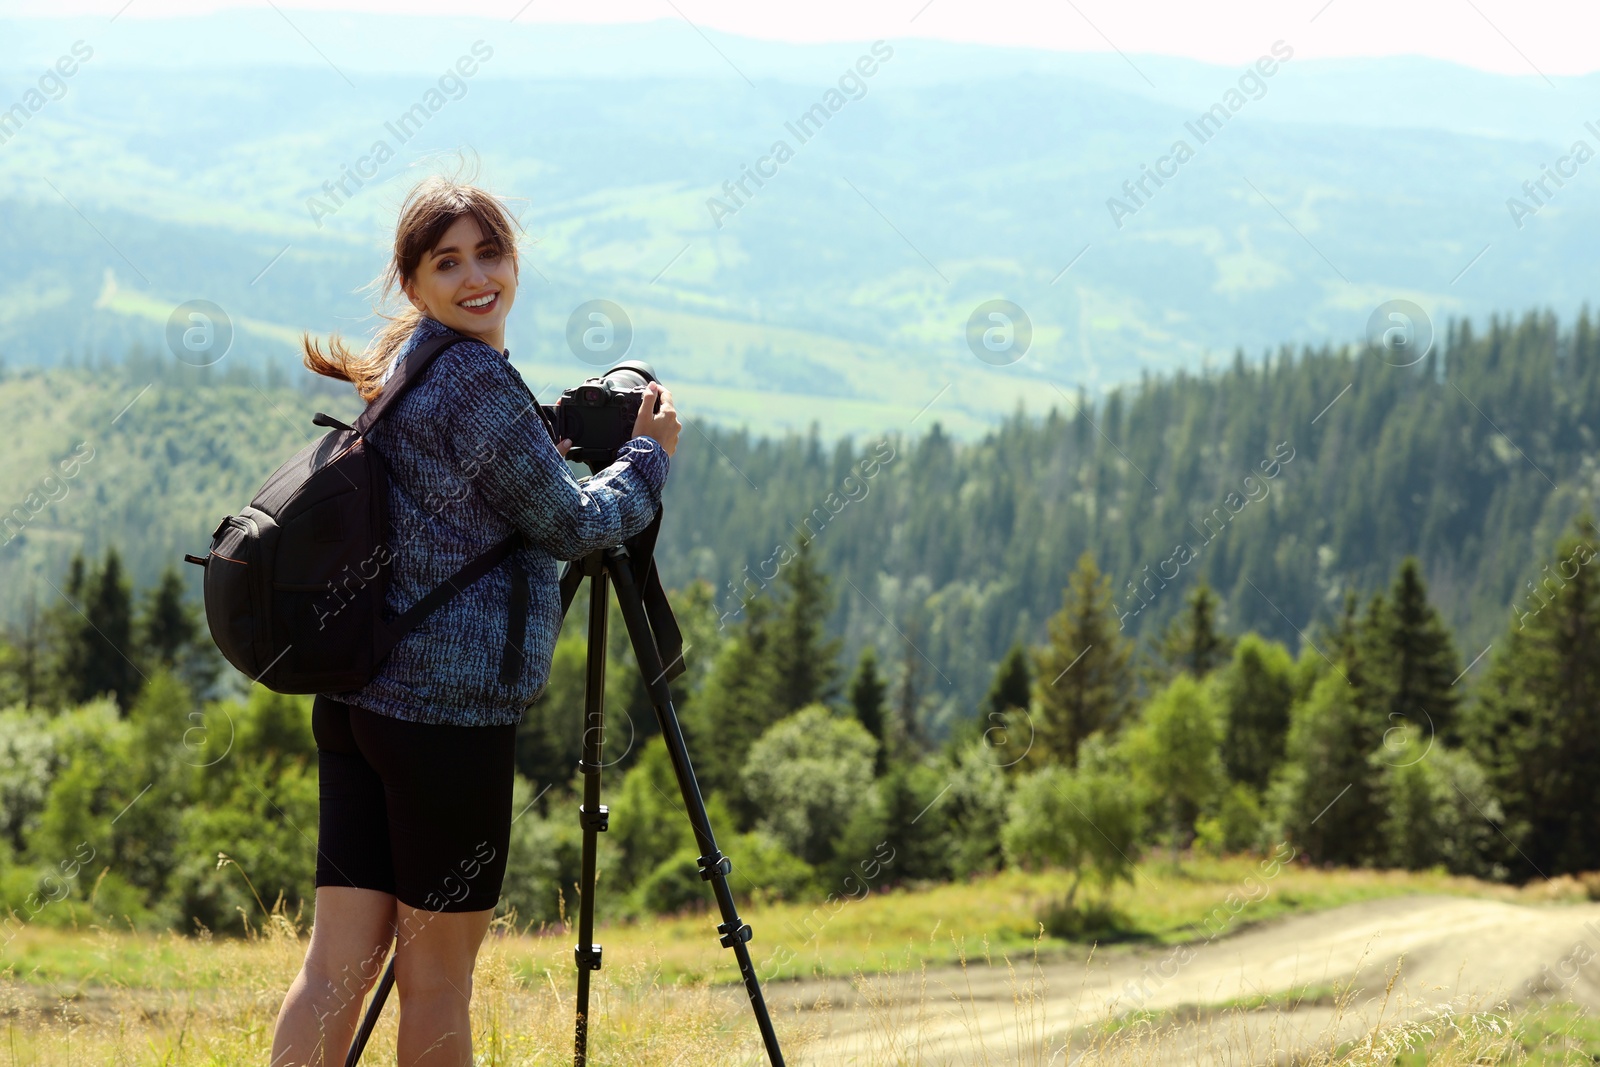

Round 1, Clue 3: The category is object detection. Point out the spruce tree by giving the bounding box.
[1364,558,1462,744]
[892,618,927,756]
[985,642,1032,720]
[85,549,140,712]
[1471,519,1600,876]
[2,589,44,707]
[1216,633,1296,790]
[1032,552,1133,765]
[137,567,198,671]
[136,566,219,697]
[848,645,887,763]
[1156,581,1234,680]
[685,596,784,822]
[54,549,141,711]
[1323,589,1366,688]
[1278,672,1386,866]
[772,537,843,712]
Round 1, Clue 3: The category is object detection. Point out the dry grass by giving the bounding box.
[0,860,1595,1064]
[0,911,809,1065]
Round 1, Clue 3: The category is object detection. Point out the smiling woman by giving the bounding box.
[301,177,522,400]
[276,175,682,1067]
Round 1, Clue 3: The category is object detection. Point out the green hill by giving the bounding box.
[5,17,1600,438]
[3,307,1595,729]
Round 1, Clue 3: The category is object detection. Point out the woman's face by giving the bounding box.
[403,213,518,351]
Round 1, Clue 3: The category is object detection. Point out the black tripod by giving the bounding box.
[343,517,785,1066]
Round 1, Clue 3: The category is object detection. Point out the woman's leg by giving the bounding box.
[391,903,494,1066]
[270,886,397,1067]
[346,706,517,1066]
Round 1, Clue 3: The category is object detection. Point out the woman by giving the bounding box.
[270,176,681,1066]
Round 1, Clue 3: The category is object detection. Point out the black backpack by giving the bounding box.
[184,330,528,694]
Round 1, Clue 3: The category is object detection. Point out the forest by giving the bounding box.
[0,480,1594,942]
[5,307,1597,739]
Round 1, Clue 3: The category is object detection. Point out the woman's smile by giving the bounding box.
[458,290,499,314]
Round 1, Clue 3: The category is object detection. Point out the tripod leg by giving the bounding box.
[573,562,610,1066]
[602,548,787,1066]
[343,956,395,1067]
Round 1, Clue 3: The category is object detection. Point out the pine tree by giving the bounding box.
[848,645,887,766]
[56,549,141,711]
[137,567,198,670]
[1032,552,1133,766]
[985,643,1032,720]
[88,550,139,711]
[685,596,784,822]
[771,537,843,712]
[1470,519,1600,877]
[1,589,44,707]
[1317,589,1367,689]
[1277,672,1386,866]
[1155,581,1234,680]
[1364,558,1462,744]
[1215,634,1296,790]
[892,617,927,756]
[137,566,219,697]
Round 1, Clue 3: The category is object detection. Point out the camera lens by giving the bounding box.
[601,360,657,391]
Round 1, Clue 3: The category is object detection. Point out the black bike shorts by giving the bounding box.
[312,695,516,913]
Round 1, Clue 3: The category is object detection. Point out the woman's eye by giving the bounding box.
[437,258,457,271]
[480,248,501,261]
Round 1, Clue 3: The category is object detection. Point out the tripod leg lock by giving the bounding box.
[697,851,732,881]
[574,944,603,971]
[580,804,610,832]
[717,921,753,948]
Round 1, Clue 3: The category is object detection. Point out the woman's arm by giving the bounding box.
[426,341,670,560]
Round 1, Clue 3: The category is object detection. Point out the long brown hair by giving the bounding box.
[303,176,521,402]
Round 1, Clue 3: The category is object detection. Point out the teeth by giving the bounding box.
[462,293,495,308]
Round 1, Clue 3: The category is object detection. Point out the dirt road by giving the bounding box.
[770,894,1600,1065]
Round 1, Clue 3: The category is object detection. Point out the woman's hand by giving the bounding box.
[632,382,681,458]
[556,438,573,458]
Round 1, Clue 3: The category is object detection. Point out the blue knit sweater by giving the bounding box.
[326,315,670,727]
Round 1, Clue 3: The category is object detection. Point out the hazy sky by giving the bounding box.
[4,0,1596,77]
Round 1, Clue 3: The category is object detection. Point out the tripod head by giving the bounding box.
[555,497,687,686]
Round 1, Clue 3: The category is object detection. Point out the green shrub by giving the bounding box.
[742,705,877,865]
[1003,764,1141,913]
[943,742,1011,878]
[166,757,317,935]
[498,776,583,931]
[1195,783,1267,857]
[632,831,814,916]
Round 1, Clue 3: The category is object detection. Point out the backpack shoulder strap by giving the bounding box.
[354,329,473,435]
[374,532,523,663]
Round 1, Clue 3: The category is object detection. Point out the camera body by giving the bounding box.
[541,360,659,467]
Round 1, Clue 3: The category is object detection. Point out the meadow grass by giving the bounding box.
[0,859,1593,1064]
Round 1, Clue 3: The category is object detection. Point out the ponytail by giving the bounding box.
[302,306,423,403]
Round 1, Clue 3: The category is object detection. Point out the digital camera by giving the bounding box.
[541,360,660,466]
